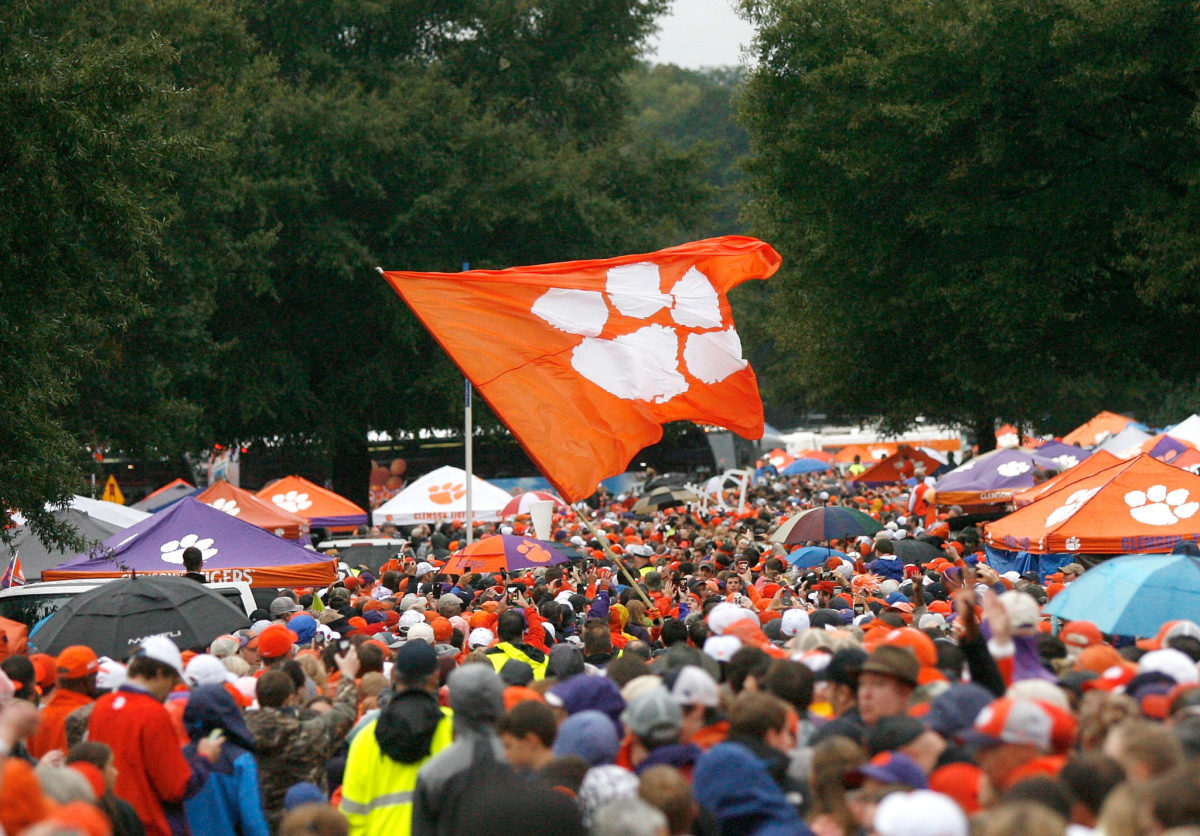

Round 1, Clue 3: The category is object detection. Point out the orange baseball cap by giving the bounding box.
[56,646,99,680]
[251,624,298,659]
[30,653,58,689]
[430,617,453,643]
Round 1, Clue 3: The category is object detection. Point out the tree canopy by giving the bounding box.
[739,0,1200,442]
[1,0,714,536]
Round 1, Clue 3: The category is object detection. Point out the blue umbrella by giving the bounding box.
[781,458,832,476]
[787,546,848,568]
[1044,551,1200,637]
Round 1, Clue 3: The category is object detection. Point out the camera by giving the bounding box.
[507,584,522,605]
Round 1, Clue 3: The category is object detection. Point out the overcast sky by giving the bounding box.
[646,0,756,69]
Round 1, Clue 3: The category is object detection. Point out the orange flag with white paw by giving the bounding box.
[382,236,781,502]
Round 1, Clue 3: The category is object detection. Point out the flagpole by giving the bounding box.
[462,262,474,545]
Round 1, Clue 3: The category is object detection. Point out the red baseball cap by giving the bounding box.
[1061,620,1102,650]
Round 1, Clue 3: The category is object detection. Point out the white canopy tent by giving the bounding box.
[372,465,514,526]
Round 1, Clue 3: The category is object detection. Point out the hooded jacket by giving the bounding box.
[182,685,269,836]
[694,740,813,836]
[411,665,507,836]
[340,687,453,836]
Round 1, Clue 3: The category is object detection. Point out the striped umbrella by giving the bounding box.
[500,491,566,517]
[771,506,882,545]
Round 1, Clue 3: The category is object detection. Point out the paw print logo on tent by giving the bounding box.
[1064,536,1081,551]
[997,461,1031,478]
[272,490,312,513]
[428,483,466,505]
[209,498,241,517]
[530,262,746,403]
[1052,454,1079,470]
[160,533,218,564]
[1044,487,1101,528]
[1124,485,1200,526]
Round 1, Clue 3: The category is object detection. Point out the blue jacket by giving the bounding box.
[182,685,269,836]
[867,554,904,582]
[694,741,812,836]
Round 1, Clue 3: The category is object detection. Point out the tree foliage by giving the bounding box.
[1,0,714,531]
[739,0,1200,441]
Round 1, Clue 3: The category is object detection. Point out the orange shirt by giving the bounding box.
[27,688,93,758]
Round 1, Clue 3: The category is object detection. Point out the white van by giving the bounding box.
[0,578,257,630]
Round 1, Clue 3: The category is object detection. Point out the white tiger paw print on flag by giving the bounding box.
[209,498,241,517]
[272,490,311,513]
[531,263,747,404]
[1124,485,1200,526]
[160,533,217,564]
[1044,488,1100,528]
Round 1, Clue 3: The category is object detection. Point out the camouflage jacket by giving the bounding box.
[245,678,356,833]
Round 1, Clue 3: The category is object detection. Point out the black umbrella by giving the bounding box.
[31,575,249,658]
[888,538,947,565]
[632,487,700,514]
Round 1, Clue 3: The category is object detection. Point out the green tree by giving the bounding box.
[199,0,712,508]
[0,2,204,545]
[739,0,1200,444]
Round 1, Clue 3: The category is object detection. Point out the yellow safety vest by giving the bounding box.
[485,642,549,680]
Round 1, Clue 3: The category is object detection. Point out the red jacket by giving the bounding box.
[26,688,92,759]
[88,686,205,836]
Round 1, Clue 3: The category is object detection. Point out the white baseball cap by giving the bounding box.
[138,635,184,678]
[669,665,719,708]
[399,610,426,629]
[407,623,435,644]
[703,635,742,663]
[185,653,234,688]
[780,609,811,637]
[468,627,495,649]
[415,562,436,577]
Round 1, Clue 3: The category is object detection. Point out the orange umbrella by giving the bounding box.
[1061,411,1135,448]
[985,454,1200,554]
[440,534,576,575]
[1012,450,1121,508]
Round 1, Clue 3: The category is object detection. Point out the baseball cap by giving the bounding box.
[667,665,720,708]
[252,624,299,660]
[622,687,682,746]
[184,653,233,688]
[393,638,438,679]
[407,623,435,644]
[873,790,968,836]
[269,596,302,618]
[824,648,868,688]
[1138,648,1200,686]
[415,562,435,576]
[95,657,127,691]
[868,715,927,755]
[30,654,57,691]
[850,751,928,790]
[780,609,811,637]
[399,610,426,629]
[924,683,994,739]
[56,646,99,680]
[138,635,185,678]
[962,697,1053,750]
[468,627,495,649]
[1060,620,1102,650]
[703,635,742,663]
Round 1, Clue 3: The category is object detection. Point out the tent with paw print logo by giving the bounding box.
[194,481,310,541]
[930,447,1065,507]
[42,497,336,587]
[984,454,1200,555]
[255,475,367,530]
[372,465,514,526]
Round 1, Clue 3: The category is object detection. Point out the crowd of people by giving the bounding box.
[3,468,1200,836]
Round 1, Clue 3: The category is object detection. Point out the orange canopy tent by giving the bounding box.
[1174,447,1200,474]
[794,448,835,463]
[833,443,890,464]
[985,454,1200,554]
[1061,411,1135,448]
[765,448,795,470]
[1132,434,1196,464]
[195,481,310,540]
[1012,450,1121,508]
[255,475,368,530]
[847,447,944,485]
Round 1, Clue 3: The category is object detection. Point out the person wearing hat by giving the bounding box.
[858,645,920,729]
[88,636,225,836]
[620,686,702,777]
[341,640,454,836]
[810,648,869,746]
[26,645,99,759]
